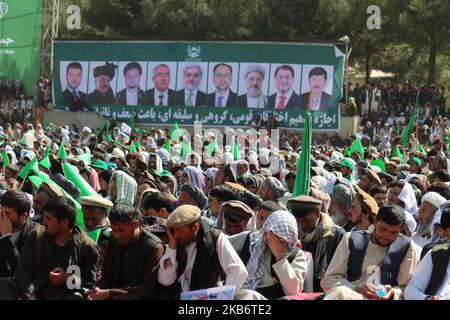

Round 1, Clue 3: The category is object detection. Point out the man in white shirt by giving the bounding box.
[238,65,267,108]
[115,62,145,106]
[175,64,206,106]
[207,63,237,107]
[145,64,176,106]
[158,205,248,297]
[404,207,450,300]
[268,65,300,110]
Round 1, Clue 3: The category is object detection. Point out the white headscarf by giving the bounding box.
[397,180,418,217]
[421,192,447,210]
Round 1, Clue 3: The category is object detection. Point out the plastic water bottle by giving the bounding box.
[376,285,387,298]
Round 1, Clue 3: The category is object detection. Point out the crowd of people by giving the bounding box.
[0,111,447,301]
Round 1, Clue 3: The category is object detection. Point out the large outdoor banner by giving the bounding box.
[53,41,344,130]
[0,0,43,95]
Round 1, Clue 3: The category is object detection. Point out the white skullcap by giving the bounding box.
[421,192,447,209]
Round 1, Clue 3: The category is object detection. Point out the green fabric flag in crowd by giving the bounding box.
[371,159,386,173]
[1,150,10,168]
[76,153,92,165]
[168,122,184,142]
[232,137,240,160]
[18,157,40,180]
[44,145,51,158]
[135,140,142,148]
[180,140,192,159]
[39,156,51,170]
[401,93,419,148]
[58,144,67,160]
[205,139,219,157]
[348,138,364,160]
[292,112,312,197]
[130,111,137,130]
[392,145,405,164]
[62,162,99,199]
[164,139,171,155]
[105,121,112,142]
[87,228,102,243]
[418,144,426,154]
[130,141,138,153]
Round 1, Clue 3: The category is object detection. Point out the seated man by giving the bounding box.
[32,182,64,224]
[0,190,38,277]
[232,210,307,299]
[0,197,99,300]
[207,185,237,226]
[404,206,450,300]
[178,183,208,212]
[157,205,248,298]
[321,205,418,300]
[221,200,255,236]
[86,204,164,300]
[287,195,345,292]
[142,191,174,244]
[255,200,284,230]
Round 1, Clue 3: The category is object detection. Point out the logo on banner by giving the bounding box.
[187,45,201,59]
[0,2,8,19]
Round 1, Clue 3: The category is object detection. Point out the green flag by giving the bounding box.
[130,141,138,153]
[135,140,142,148]
[370,159,386,173]
[44,145,51,157]
[105,121,112,142]
[179,140,192,159]
[130,111,137,130]
[168,122,184,142]
[292,112,312,197]
[62,162,99,198]
[232,137,240,160]
[164,139,171,155]
[348,138,365,160]
[58,144,67,160]
[401,93,419,148]
[18,157,40,180]
[205,139,219,157]
[418,144,426,154]
[87,228,102,243]
[76,153,92,165]
[392,145,405,164]
[1,150,10,168]
[39,156,51,170]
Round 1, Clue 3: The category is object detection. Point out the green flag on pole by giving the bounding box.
[179,140,192,159]
[76,153,92,165]
[370,159,386,173]
[348,138,365,160]
[18,157,40,180]
[205,139,219,157]
[418,144,426,154]
[292,112,312,197]
[44,145,51,158]
[392,145,405,164]
[164,139,171,155]
[401,93,419,148]
[105,121,112,142]
[1,150,10,168]
[232,137,240,160]
[62,162,99,198]
[39,156,51,170]
[130,111,137,131]
[130,141,138,153]
[168,122,183,142]
[58,144,67,160]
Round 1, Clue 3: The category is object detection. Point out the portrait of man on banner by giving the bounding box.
[61,61,88,112]
[88,62,117,105]
[300,65,334,112]
[238,64,268,109]
[145,63,176,106]
[116,62,146,106]
[207,63,238,107]
[175,63,207,107]
[268,64,301,110]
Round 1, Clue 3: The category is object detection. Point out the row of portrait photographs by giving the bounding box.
[60,61,334,111]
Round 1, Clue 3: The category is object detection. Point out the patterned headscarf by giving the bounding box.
[203,168,219,186]
[183,166,205,190]
[242,210,298,290]
[111,170,137,206]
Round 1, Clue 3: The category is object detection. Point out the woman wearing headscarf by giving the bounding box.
[109,170,137,206]
[181,165,205,190]
[234,210,307,300]
[203,167,218,195]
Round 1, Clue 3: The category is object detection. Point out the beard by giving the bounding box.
[416,221,432,237]
[331,209,346,226]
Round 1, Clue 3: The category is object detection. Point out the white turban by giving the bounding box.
[398,180,418,217]
[421,192,447,210]
[405,211,417,234]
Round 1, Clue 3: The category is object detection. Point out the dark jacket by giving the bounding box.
[267,91,301,110]
[99,228,164,299]
[207,91,238,107]
[0,219,39,277]
[15,225,99,300]
[87,88,116,105]
[115,88,146,106]
[299,92,332,111]
[145,88,176,106]
[175,89,206,106]
[62,89,88,112]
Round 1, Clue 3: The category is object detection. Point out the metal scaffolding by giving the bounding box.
[41,0,59,78]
